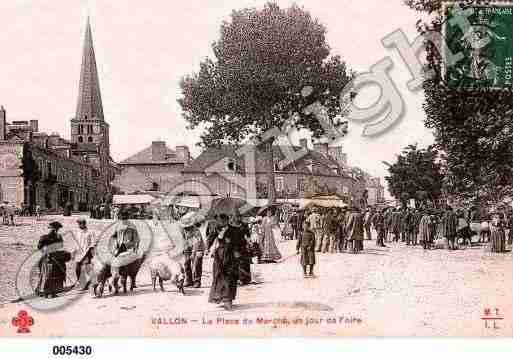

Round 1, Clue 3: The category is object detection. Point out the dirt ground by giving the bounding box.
[1,215,512,337]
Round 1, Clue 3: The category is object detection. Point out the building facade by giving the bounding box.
[181,141,363,206]
[0,18,116,211]
[113,141,191,194]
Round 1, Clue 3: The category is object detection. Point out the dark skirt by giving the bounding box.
[490,227,506,253]
[239,256,252,284]
[300,246,315,266]
[37,255,68,296]
[208,246,238,304]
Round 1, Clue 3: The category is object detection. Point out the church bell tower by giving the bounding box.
[71,17,110,160]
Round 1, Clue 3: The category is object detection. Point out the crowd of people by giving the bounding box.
[286,205,513,258]
[32,202,512,309]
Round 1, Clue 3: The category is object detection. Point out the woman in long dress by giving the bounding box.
[260,210,282,263]
[36,221,70,298]
[418,212,433,250]
[231,215,252,285]
[490,213,506,253]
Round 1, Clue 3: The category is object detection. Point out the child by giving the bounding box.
[297,220,316,278]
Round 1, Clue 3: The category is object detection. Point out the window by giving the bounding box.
[78,136,83,143]
[151,182,159,191]
[87,125,93,134]
[274,162,280,172]
[78,124,84,135]
[297,177,305,192]
[47,161,52,175]
[275,176,284,193]
[88,136,93,143]
[230,180,239,194]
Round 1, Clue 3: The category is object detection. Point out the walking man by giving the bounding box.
[372,209,386,247]
[297,220,316,278]
[442,206,458,250]
[346,207,364,253]
[182,219,205,288]
[307,209,323,253]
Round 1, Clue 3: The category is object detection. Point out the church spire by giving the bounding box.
[75,17,104,121]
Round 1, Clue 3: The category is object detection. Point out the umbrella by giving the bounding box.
[206,197,253,218]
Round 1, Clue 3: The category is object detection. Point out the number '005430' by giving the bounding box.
[52,345,92,356]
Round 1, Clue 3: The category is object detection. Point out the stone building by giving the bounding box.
[113,141,191,194]
[364,175,386,206]
[181,140,363,206]
[0,18,116,211]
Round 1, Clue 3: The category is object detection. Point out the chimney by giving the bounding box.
[30,119,39,132]
[313,142,329,157]
[176,145,191,165]
[0,106,6,140]
[299,138,308,149]
[151,141,166,161]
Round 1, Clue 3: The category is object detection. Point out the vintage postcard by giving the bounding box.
[1,0,513,340]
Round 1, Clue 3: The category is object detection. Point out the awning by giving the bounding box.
[166,195,201,208]
[299,195,348,209]
[113,194,155,205]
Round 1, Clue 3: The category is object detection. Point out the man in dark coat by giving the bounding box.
[182,220,206,288]
[390,209,401,242]
[345,207,364,253]
[336,208,347,252]
[297,219,316,278]
[63,201,73,216]
[442,206,458,250]
[207,213,244,310]
[372,209,386,247]
[404,209,415,245]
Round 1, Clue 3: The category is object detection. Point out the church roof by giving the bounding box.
[75,18,104,122]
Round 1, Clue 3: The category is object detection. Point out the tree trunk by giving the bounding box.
[265,140,276,204]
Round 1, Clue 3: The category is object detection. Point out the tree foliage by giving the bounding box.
[179,2,351,146]
[403,0,443,14]
[178,2,352,201]
[385,144,444,207]
[404,0,513,204]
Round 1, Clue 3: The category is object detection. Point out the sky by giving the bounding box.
[0,0,435,196]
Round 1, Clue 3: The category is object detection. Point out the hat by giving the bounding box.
[48,221,63,230]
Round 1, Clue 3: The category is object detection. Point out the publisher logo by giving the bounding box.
[11,310,34,333]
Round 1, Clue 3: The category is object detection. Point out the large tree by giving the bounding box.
[384,144,444,207]
[179,2,352,202]
[404,0,513,205]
